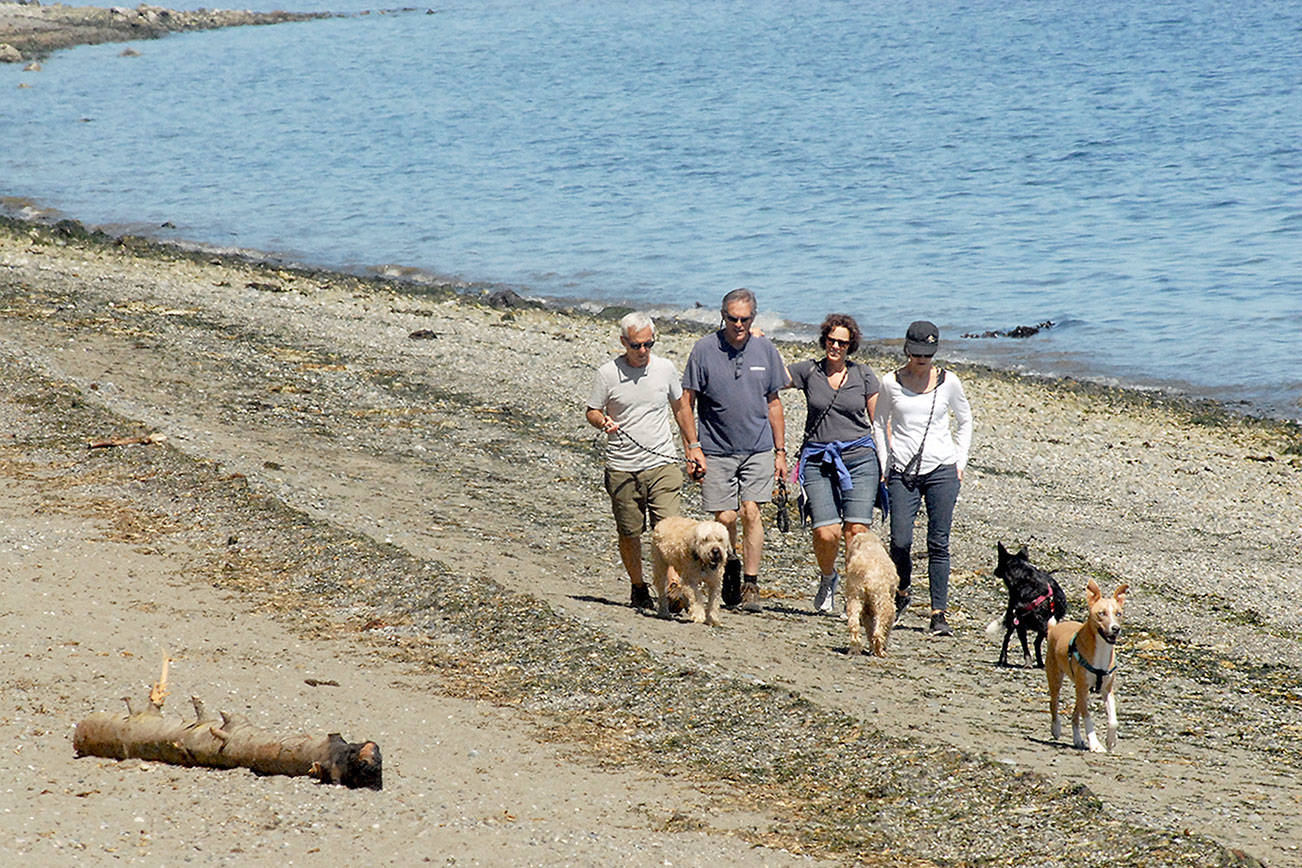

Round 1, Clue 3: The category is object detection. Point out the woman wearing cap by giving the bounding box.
[872,320,972,637]
[784,313,885,614]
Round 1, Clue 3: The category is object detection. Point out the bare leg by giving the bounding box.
[812,524,840,576]
[714,509,739,553]
[738,500,763,576]
[617,534,643,586]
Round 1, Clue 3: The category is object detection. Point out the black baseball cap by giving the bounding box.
[904,320,939,356]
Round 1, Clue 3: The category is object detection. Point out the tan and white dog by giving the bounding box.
[844,530,899,657]
[650,516,730,626]
[1045,579,1129,753]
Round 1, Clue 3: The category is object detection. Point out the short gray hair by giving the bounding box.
[619,311,656,338]
[720,287,757,315]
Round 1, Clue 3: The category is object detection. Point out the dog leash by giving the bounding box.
[1068,636,1117,693]
[592,428,704,481]
[772,478,791,533]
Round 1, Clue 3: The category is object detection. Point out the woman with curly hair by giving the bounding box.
[785,313,885,614]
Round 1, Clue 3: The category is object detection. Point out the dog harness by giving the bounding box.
[1069,636,1117,693]
[1011,591,1053,628]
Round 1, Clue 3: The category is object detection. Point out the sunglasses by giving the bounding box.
[826,337,852,348]
[723,314,754,325]
[625,340,655,350]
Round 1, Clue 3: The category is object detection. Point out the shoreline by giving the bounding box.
[0,1,336,62]
[6,206,1300,441]
[2,212,1301,865]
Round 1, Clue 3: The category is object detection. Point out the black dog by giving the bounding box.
[991,542,1067,668]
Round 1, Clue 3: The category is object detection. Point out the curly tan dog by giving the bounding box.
[844,530,899,657]
[650,516,729,626]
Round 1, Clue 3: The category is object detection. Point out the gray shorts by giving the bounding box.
[700,451,775,512]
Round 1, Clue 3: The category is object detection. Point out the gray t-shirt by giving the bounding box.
[587,354,683,472]
[681,331,788,456]
[789,358,880,448]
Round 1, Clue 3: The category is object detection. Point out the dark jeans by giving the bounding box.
[887,463,960,612]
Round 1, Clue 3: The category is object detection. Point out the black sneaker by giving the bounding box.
[929,612,954,637]
[722,553,742,608]
[630,583,654,611]
[893,593,911,626]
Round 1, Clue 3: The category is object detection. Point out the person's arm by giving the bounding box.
[948,375,973,481]
[767,391,787,479]
[679,388,707,479]
[872,377,893,479]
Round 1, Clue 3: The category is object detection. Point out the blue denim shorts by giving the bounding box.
[801,446,880,530]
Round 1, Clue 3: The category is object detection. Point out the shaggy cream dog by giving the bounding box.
[650,516,730,626]
[844,530,899,657]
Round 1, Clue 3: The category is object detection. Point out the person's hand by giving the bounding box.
[774,450,788,480]
[686,449,707,482]
[957,466,964,483]
[601,416,620,435]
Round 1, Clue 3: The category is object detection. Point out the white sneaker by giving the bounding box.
[813,572,839,614]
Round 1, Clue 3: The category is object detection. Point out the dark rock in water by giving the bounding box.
[246,281,286,293]
[962,320,1054,340]
[1006,324,1044,338]
[52,219,103,240]
[484,288,537,309]
[408,329,439,340]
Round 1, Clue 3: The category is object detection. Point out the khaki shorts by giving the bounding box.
[604,463,684,537]
[700,451,775,512]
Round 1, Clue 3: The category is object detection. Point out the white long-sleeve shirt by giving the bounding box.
[873,369,973,476]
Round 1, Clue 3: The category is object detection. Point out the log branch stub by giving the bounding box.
[74,702,382,789]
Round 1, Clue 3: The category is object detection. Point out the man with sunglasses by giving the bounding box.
[680,288,790,611]
[587,312,698,610]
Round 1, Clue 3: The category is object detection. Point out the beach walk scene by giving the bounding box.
[2,1,1300,865]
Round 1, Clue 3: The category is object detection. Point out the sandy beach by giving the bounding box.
[1,213,1300,866]
[3,9,1302,864]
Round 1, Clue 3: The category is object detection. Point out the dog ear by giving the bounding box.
[1114,584,1129,607]
[997,541,1009,559]
[1018,546,1029,559]
[1085,578,1102,605]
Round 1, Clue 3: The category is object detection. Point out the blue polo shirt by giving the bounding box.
[682,331,788,456]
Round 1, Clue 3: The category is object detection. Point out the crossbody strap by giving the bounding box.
[901,368,944,472]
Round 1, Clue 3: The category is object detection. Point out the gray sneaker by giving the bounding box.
[739,580,762,612]
[813,572,839,614]
[929,612,954,637]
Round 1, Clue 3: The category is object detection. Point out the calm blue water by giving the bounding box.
[3,0,1300,419]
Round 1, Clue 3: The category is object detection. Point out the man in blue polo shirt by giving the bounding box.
[681,288,789,612]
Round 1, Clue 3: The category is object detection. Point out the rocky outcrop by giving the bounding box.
[0,2,333,61]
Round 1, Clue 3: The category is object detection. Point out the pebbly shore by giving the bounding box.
[0,1,341,63]
[1,214,1300,865]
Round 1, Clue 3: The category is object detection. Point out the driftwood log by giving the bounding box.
[73,658,381,789]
